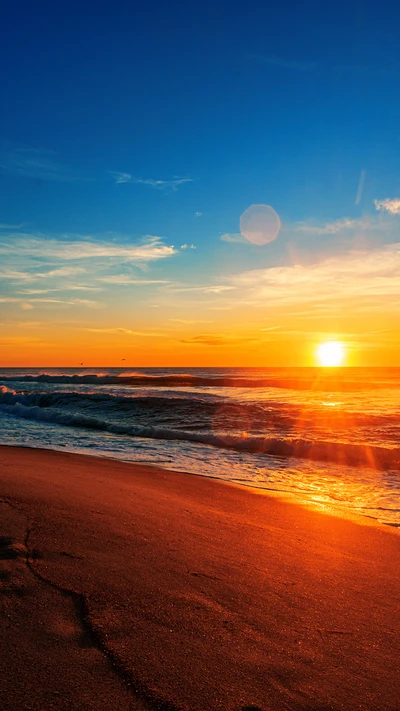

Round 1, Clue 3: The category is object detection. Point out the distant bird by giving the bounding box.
[121,358,126,361]
[80,362,84,366]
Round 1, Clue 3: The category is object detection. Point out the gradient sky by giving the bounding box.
[1,0,399,366]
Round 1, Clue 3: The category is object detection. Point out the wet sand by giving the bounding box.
[0,445,399,711]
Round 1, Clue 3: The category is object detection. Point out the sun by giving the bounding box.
[316,341,345,367]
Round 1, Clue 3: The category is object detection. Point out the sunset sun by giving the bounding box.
[316,341,345,367]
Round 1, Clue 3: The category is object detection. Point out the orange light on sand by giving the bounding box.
[316,341,345,367]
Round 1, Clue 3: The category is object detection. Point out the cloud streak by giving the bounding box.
[0,235,177,262]
[1,144,192,190]
[228,243,400,310]
[293,217,371,235]
[98,276,171,285]
[0,143,86,182]
[220,232,248,244]
[83,328,165,337]
[0,296,100,307]
[110,171,193,191]
[180,334,259,347]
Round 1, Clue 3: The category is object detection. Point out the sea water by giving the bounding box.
[1,367,399,527]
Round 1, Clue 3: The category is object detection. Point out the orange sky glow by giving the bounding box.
[1,211,400,367]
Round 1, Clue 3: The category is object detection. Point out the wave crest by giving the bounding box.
[1,387,399,472]
[1,371,393,391]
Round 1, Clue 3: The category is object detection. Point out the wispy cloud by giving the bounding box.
[0,233,178,309]
[132,177,193,190]
[180,334,259,347]
[0,296,100,307]
[0,143,86,182]
[17,286,101,294]
[164,284,235,295]
[355,169,366,205]
[110,171,193,191]
[1,144,192,189]
[222,211,399,247]
[0,266,91,283]
[169,319,213,324]
[0,268,33,281]
[98,275,171,285]
[0,235,176,262]
[110,172,133,184]
[228,243,400,311]
[45,266,87,277]
[83,327,165,337]
[0,336,55,347]
[220,232,247,244]
[293,217,371,235]
[374,198,400,215]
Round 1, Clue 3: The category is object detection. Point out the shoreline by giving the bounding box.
[1,441,398,533]
[1,445,400,710]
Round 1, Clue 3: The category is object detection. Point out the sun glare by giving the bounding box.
[316,341,345,367]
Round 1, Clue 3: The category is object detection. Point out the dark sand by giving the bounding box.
[1,446,399,711]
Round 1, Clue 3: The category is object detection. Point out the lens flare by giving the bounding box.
[240,204,281,245]
[316,341,345,367]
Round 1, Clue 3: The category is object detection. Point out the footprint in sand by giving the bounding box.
[0,534,29,598]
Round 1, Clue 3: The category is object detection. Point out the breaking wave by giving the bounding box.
[1,386,399,471]
[1,370,396,391]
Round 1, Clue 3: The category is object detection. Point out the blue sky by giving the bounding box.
[1,0,400,365]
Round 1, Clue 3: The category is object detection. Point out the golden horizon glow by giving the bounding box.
[316,341,345,367]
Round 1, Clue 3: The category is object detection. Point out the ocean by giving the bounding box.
[1,367,399,527]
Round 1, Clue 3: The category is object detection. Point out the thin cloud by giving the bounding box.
[221,212,397,247]
[110,171,132,184]
[229,243,400,310]
[110,171,193,191]
[0,235,176,262]
[169,319,213,324]
[99,276,171,285]
[0,296,100,307]
[220,232,248,244]
[0,336,55,346]
[84,328,165,337]
[374,198,400,215]
[17,286,101,294]
[181,334,259,346]
[164,284,235,294]
[0,143,86,182]
[134,177,193,190]
[355,169,366,205]
[0,268,33,281]
[46,266,87,277]
[293,217,371,235]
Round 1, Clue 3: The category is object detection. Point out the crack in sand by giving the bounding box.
[1,498,182,711]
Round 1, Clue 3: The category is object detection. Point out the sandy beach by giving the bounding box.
[1,445,399,711]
